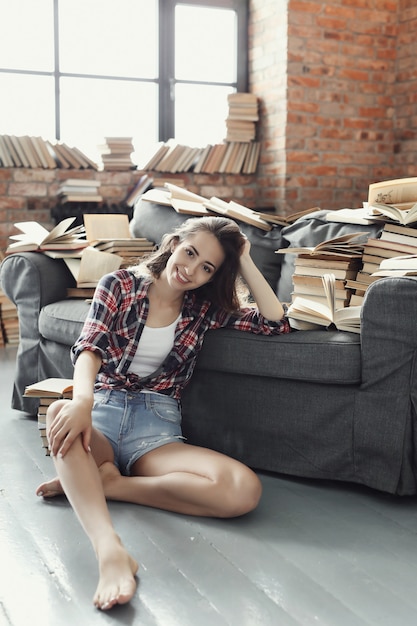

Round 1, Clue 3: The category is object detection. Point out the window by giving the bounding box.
[0,0,247,165]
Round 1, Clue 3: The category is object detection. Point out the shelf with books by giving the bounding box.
[0,135,98,170]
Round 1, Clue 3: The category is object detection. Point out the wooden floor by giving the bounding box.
[2,345,417,625]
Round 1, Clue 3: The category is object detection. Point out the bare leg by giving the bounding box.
[99,442,262,518]
[36,402,138,611]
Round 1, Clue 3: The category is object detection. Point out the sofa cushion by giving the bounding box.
[39,299,90,345]
[196,327,361,385]
[130,197,285,292]
[278,210,385,302]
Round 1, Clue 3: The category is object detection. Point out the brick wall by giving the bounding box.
[250,0,416,215]
[395,0,417,174]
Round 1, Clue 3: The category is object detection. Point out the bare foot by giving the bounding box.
[36,477,64,498]
[94,537,139,611]
[36,462,121,500]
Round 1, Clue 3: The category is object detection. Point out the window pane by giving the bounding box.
[175,5,236,83]
[0,74,55,138]
[59,77,158,165]
[0,0,54,71]
[175,84,232,146]
[59,0,158,78]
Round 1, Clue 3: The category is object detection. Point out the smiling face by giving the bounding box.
[164,230,226,292]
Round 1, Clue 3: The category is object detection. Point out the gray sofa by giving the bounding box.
[3,200,417,495]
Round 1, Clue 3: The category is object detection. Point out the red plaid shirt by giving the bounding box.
[71,270,290,399]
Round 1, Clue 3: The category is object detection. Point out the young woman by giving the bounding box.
[36,216,290,611]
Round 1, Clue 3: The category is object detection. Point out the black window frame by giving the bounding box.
[0,0,248,144]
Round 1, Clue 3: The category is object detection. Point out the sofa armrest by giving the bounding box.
[0,252,76,414]
[355,275,417,493]
[1,252,75,310]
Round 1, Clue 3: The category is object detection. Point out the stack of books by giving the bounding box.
[58,178,103,204]
[346,222,417,303]
[277,232,367,312]
[0,288,19,345]
[225,93,259,142]
[0,135,98,169]
[287,273,362,333]
[23,378,74,455]
[99,137,136,170]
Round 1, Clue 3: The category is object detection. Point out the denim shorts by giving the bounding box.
[91,389,185,475]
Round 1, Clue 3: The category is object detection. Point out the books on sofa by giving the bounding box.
[63,246,122,288]
[6,217,88,254]
[276,231,369,258]
[287,273,362,333]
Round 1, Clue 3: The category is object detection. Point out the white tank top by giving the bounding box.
[127,315,180,378]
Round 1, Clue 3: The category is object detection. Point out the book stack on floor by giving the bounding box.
[277,233,368,330]
[0,288,19,345]
[58,178,103,204]
[24,378,74,455]
[99,137,136,170]
[0,134,98,169]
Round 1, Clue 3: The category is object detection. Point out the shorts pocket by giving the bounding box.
[149,395,181,424]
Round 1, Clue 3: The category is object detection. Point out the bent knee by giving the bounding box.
[219,470,262,518]
[45,399,70,426]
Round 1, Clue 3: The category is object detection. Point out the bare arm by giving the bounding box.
[47,350,102,458]
[239,238,285,321]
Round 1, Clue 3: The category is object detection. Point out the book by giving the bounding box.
[276,232,369,258]
[125,174,154,207]
[364,236,417,256]
[325,207,383,225]
[63,246,123,288]
[287,273,362,334]
[24,378,74,398]
[83,213,131,241]
[372,254,417,277]
[293,262,358,280]
[204,197,272,231]
[379,226,417,247]
[6,217,88,254]
[141,184,211,216]
[368,177,417,209]
[369,202,417,225]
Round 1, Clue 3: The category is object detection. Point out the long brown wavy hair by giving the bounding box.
[133,216,248,312]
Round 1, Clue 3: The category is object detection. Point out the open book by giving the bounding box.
[204,197,272,231]
[142,183,274,230]
[369,202,417,226]
[63,246,122,288]
[368,177,417,209]
[287,273,362,333]
[141,184,211,216]
[6,216,88,254]
[24,378,73,398]
[276,232,369,258]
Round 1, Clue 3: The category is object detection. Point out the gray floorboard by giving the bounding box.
[2,344,417,625]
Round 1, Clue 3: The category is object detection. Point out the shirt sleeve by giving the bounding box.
[211,303,291,335]
[71,272,126,365]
